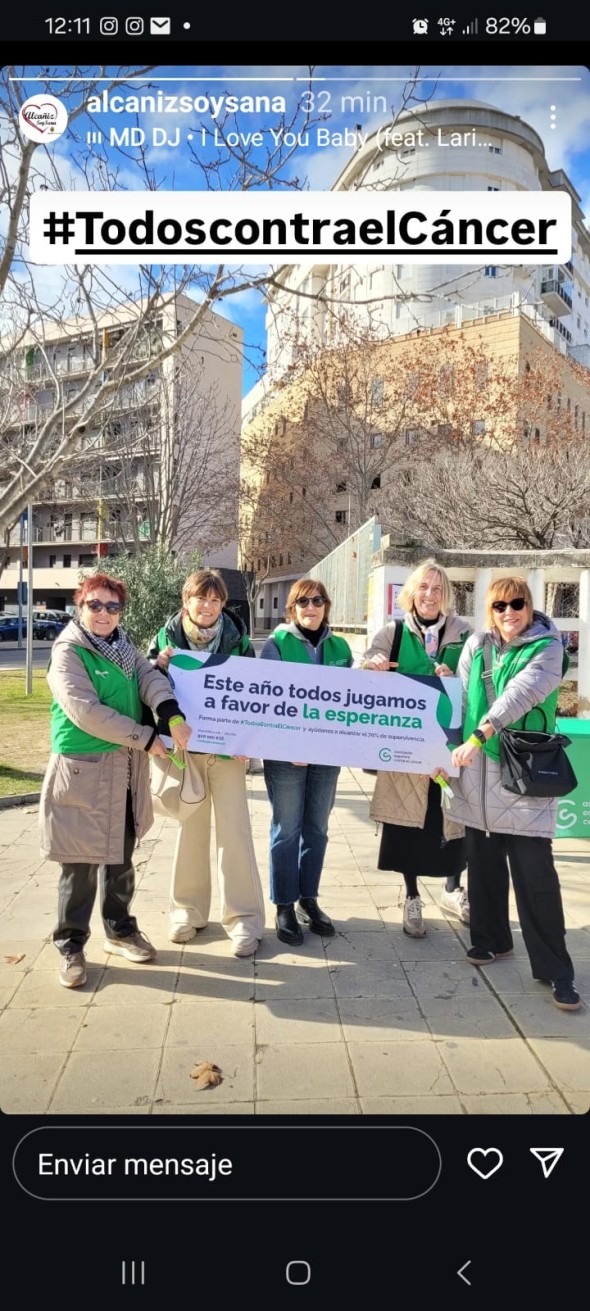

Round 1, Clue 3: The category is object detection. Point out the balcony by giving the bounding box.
[540,279,573,316]
[549,318,573,344]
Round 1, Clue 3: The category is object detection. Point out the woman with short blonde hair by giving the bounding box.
[364,559,473,938]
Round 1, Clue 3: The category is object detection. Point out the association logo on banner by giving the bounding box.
[19,95,68,143]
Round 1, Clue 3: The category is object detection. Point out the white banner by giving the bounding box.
[30,189,571,265]
[165,653,462,775]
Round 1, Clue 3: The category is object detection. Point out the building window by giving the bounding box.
[371,475,381,489]
[405,428,419,445]
[489,145,502,154]
[335,510,348,524]
[279,555,283,566]
[49,554,56,568]
[340,274,350,293]
[273,597,278,609]
[336,481,347,493]
[484,267,498,278]
[63,554,71,568]
[259,597,264,609]
[370,432,383,448]
[471,420,486,435]
[487,185,500,191]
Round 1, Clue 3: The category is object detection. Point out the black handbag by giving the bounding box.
[481,637,577,799]
[362,621,404,775]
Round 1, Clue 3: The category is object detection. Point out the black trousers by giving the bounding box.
[53,792,138,955]
[466,826,574,982]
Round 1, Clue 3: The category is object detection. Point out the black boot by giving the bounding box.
[298,897,335,937]
[275,903,304,946]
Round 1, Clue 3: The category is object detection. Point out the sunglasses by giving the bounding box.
[297,596,325,608]
[85,599,122,614]
[491,598,526,614]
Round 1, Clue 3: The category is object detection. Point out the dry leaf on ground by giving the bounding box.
[190,1060,223,1089]
[4,953,25,964]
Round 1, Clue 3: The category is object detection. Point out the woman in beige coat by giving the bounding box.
[39,572,191,989]
[363,560,472,938]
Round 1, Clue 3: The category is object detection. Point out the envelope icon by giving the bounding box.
[150,16,171,33]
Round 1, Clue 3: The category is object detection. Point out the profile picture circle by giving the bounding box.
[19,94,68,142]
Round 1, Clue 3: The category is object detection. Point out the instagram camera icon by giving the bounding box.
[99,16,118,34]
[126,17,145,33]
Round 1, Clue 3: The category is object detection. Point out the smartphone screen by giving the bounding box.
[1,10,588,1298]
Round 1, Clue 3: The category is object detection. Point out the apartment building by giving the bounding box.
[0,294,243,611]
[240,99,590,623]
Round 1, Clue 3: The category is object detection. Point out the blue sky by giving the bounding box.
[18,61,590,394]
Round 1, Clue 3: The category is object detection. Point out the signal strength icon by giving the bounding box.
[530,1147,564,1179]
[462,18,479,34]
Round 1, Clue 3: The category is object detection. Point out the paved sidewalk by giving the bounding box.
[0,768,589,1116]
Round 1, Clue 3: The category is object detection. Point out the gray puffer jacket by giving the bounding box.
[448,612,565,839]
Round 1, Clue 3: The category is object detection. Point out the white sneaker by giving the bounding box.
[231,938,260,958]
[403,895,426,938]
[169,924,197,944]
[441,887,470,924]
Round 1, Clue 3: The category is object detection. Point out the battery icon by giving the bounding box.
[533,17,547,33]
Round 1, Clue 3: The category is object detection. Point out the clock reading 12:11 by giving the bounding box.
[45,17,91,33]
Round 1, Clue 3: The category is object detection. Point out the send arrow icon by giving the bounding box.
[530,1148,564,1179]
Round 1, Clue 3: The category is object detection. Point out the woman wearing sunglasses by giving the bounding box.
[439,576,580,1010]
[260,579,353,945]
[39,573,191,989]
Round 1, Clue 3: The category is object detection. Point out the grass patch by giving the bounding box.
[0,669,51,795]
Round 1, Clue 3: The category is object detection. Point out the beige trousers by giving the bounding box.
[169,754,265,945]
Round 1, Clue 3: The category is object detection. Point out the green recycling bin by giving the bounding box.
[554,718,590,839]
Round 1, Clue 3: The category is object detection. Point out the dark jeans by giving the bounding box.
[466,826,574,982]
[263,760,340,905]
[53,791,138,955]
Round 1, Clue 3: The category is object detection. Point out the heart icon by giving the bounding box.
[467,1147,504,1180]
[22,102,58,135]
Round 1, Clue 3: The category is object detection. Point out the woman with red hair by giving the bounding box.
[39,573,191,989]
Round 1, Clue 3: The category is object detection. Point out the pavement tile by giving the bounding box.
[156,1042,255,1106]
[256,1042,356,1101]
[255,958,333,1001]
[73,1003,172,1051]
[420,997,518,1039]
[527,1036,590,1101]
[49,1049,162,1112]
[151,1102,255,1115]
[338,997,429,1041]
[404,961,489,1000]
[0,981,22,1010]
[1,783,588,1118]
[0,1005,83,1052]
[166,998,255,1047]
[254,997,342,1044]
[325,930,399,962]
[438,1037,552,1093]
[0,1052,67,1113]
[329,960,414,999]
[500,993,590,1037]
[13,968,104,1006]
[255,1100,360,1114]
[460,1092,570,1114]
[347,1040,454,1097]
[360,1096,463,1114]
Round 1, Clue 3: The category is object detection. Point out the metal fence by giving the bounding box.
[310,517,381,630]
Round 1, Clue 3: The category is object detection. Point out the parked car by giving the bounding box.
[33,613,70,640]
[0,614,27,641]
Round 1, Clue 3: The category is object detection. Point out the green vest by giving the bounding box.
[397,624,469,676]
[50,645,142,754]
[463,637,566,761]
[273,629,351,666]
